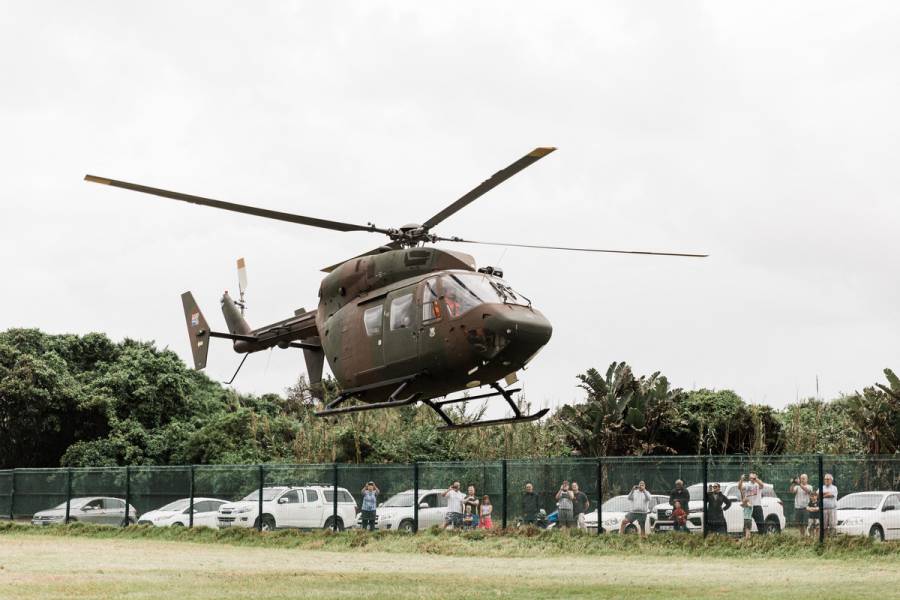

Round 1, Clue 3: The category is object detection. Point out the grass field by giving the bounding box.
[1,525,898,599]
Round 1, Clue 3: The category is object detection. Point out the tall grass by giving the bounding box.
[3,522,897,560]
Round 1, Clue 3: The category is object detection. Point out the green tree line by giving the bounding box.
[0,329,897,468]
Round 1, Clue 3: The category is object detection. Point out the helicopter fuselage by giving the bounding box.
[315,247,552,402]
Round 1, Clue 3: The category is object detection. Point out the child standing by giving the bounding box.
[479,495,493,529]
[806,492,820,538]
[672,500,688,532]
[741,496,753,538]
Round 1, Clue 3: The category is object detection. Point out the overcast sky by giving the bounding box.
[2,1,898,415]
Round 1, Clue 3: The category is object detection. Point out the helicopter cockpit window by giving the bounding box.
[363,305,382,336]
[422,278,441,323]
[389,293,414,330]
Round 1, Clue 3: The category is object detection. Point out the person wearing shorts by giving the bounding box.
[555,480,575,528]
[443,481,466,529]
[621,481,651,538]
[789,474,812,536]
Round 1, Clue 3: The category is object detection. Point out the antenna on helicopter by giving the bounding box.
[236,257,248,315]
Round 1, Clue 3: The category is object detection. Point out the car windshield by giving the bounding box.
[241,488,286,502]
[601,496,631,512]
[837,494,882,510]
[156,500,190,512]
[688,484,705,501]
[382,492,414,508]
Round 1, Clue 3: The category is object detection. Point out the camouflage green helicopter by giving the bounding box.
[85,148,705,429]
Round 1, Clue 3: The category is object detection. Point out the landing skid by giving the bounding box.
[313,377,548,430]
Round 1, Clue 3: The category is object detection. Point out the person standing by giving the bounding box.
[741,496,753,539]
[671,500,688,533]
[704,483,732,535]
[360,481,380,531]
[669,479,691,513]
[556,480,575,529]
[789,474,813,536]
[822,474,838,536]
[464,485,480,529]
[738,473,768,534]
[620,481,652,538]
[479,495,493,529]
[442,481,465,530]
[571,481,590,531]
[521,482,540,527]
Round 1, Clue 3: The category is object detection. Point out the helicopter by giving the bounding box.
[84,147,706,429]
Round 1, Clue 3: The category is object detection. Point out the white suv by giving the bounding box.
[217,485,357,531]
[356,488,449,532]
[653,482,786,534]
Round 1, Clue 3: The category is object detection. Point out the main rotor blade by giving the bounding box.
[421,147,556,230]
[320,241,403,273]
[84,175,391,235]
[435,237,708,258]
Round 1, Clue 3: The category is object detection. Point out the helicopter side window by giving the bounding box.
[389,293,414,330]
[363,305,382,336]
[422,278,441,323]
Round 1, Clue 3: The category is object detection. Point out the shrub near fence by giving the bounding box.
[2,455,897,542]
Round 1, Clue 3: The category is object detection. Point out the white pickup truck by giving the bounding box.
[217,485,357,531]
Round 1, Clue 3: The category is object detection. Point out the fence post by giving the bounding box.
[188,465,195,529]
[702,456,708,538]
[413,462,419,533]
[332,463,339,532]
[257,465,264,532]
[501,459,508,529]
[818,454,825,544]
[65,468,73,524]
[124,466,131,527]
[596,458,602,535]
[8,470,15,521]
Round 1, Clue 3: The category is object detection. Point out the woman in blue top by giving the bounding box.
[361,482,380,531]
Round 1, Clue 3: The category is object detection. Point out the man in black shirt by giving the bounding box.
[669,479,690,511]
[521,482,540,526]
[571,481,591,530]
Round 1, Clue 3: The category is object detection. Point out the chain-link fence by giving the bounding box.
[3,455,898,542]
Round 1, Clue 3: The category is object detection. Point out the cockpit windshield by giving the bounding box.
[441,273,530,318]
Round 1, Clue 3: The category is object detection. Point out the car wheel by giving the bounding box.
[171,522,184,527]
[624,524,638,535]
[869,525,884,542]
[254,515,276,531]
[398,519,415,533]
[324,517,345,532]
[765,517,781,534]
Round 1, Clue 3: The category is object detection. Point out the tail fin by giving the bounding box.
[181,292,211,370]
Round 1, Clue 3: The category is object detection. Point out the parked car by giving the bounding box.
[582,494,668,534]
[32,496,138,526]
[138,498,228,528]
[653,482,785,534]
[835,492,900,541]
[356,488,449,531]
[217,485,357,531]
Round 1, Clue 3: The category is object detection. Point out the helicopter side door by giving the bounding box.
[382,286,418,368]
[417,277,446,373]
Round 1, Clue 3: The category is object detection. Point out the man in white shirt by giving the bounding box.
[789,474,813,536]
[738,472,768,534]
[822,474,838,535]
[442,481,465,529]
[621,481,651,538]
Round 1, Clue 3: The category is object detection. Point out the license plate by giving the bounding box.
[219,522,231,528]
[658,525,673,531]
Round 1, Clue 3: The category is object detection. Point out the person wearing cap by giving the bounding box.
[360,481,380,531]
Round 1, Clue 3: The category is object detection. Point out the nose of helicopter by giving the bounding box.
[479,307,552,366]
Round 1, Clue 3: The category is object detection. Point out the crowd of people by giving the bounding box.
[356,472,839,536]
